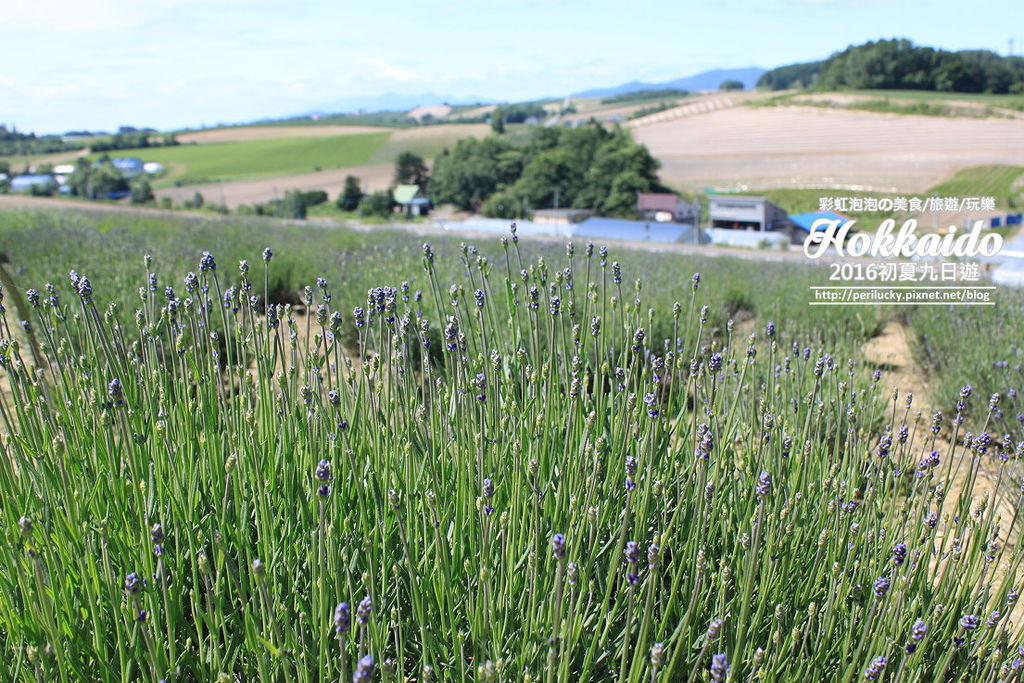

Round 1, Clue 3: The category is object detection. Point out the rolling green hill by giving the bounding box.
[91,132,389,185]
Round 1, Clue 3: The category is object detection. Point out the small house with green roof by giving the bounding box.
[393,184,432,217]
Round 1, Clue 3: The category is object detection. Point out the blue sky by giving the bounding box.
[1,0,1019,134]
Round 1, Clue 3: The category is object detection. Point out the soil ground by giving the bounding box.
[633,106,1024,193]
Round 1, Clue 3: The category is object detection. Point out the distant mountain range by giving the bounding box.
[305,92,490,116]
[301,67,767,118]
[571,67,767,98]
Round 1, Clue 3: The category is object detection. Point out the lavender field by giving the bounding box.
[0,210,1022,681]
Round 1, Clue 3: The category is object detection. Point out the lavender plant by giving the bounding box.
[0,216,1019,681]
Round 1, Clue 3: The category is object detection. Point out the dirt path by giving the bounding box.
[863,318,1010,511]
[862,318,1022,624]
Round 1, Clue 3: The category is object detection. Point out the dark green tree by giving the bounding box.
[719,80,744,90]
[358,190,395,217]
[85,161,129,199]
[393,152,429,187]
[338,175,364,211]
[130,178,155,204]
[491,109,506,135]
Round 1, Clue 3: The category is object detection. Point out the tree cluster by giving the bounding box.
[66,158,129,199]
[428,123,667,219]
[0,125,81,156]
[758,39,1024,94]
[600,88,690,105]
[90,131,179,153]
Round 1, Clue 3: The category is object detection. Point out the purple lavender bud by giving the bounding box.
[706,618,723,641]
[708,353,722,372]
[624,455,637,491]
[77,275,93,303]
[136,609,148,622]
[892,543,907,566]
[695,423,714,461]
[353,306,365,328]
[567,562,578,585]
[872,369,882,383]
[357,595,372,624]
[986,611,1001,628]
[125,572,143,595]
[691,272,700,290]
[108,378,124,405]
[755,471,772,497]
[864,656,887,680]
[552,533,566,560]
[917,451,940,473]
[316,459,332,482]
[18,516,33,536]
[647,543,659,569]
[612,262,621,284]
[957,385,973,411]
[549,296,560,316]
[710,653,728,682]
[199,251,216,273]
[650,642,664,668]
[334,602,351,634]
[877,433,892,458]
[765,321,775,338]
[644,392,659,419]
[873,576,890,598]
[1008,588,1019,606]
[896,424,909,443]
[482,478,495,515]
[150,524,164,544]
[624,541,640,585]
[262,248,273,262]
[959,614,979,630]
[26,289,39,307]
[474,289,485,307]
[924,512,938,529]
[353,654,374,682]
[905,619,927,652]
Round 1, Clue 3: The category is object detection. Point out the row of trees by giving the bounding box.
[0,125,80,156]
[758,39,1024,94]
[89,131,178,153]
[428,123,667,218]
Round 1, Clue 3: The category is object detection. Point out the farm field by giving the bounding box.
[633,105,1024,193]
[153,124,489,208]
[154,163,396,209]
[0,207,1023,680]
[175,125,392,144]
[91,132,389,186]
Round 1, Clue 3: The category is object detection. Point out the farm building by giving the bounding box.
[452,216,708,244]
[532,208,593,225]
[9,174,56,194]
[789,210,852,234]
[575,217,708,244]
[708,195,789,232]
[636,192,697,223]
[109,157,145,179]
[393,185,432,217]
